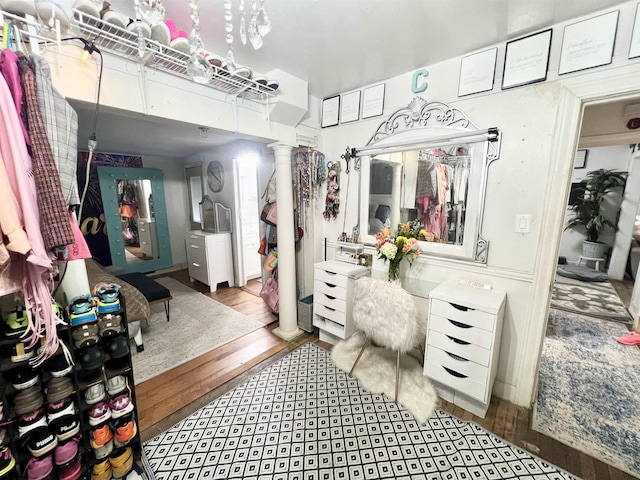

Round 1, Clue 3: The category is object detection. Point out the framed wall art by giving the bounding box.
[574,149,588,169]
[630,3,640,59]
[502,29,552,90]
[321,95,340,128]
[340,90,361,124]
[361,83,386,119]
[458,47,498,97]
[558,10,619,75]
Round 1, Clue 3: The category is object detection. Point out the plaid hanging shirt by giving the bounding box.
[17,54,74,250]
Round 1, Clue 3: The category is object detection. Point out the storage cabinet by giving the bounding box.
[138,219,157,259]
[312,260,369,344]
[424,280,506,418]
[185,231,234,292]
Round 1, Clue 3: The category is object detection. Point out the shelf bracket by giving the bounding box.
[230,86,249,133]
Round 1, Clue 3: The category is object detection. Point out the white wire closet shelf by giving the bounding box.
[71,10,277,101]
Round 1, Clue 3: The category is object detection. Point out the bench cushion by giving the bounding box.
[116,273,171,302]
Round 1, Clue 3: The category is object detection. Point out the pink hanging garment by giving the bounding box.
[66,210,91,260]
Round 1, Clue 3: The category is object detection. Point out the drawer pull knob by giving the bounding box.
[443,366,467,378]
[450,302,471,312]
[192,263,200,267]
[190,245,200,249]
[325,306,336,312]
[323,270,337,276]
[447,335,470,345]
[190,235,198,239]
[448,319,472,329]
[446,351,468,362]
[323,282,337,288]
[324,294,336,300]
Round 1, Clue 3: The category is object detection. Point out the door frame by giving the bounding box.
[519,64,640,407]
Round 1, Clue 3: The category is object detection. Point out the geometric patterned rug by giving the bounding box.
[551,281,632,324]
[533,308,640,477]
[144,344,578,479]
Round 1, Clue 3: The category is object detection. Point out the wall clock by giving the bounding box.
[207,160,225,192]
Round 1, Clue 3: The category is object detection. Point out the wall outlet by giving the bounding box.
[515,214,531,233]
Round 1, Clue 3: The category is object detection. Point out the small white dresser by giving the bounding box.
[138,219,157,258]
[424,280,506,418]
[313,260,370,344]
[185,231,234,292]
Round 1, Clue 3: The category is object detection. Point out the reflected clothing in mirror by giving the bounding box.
[116,178,158,263]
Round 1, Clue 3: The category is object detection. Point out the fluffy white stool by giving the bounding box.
[349,276,424,403]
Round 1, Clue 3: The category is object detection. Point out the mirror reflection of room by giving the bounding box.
[368,145,471,245]
[117,178,158,263]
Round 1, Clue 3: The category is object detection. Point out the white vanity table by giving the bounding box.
[185,230,234,292]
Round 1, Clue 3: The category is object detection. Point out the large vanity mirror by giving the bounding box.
[98,166,173,273]
[357,97,501,263]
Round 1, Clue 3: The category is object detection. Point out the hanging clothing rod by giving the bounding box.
[296,133,318,148]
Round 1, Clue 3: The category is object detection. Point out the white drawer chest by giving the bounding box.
[185,230,234,292]
[313,260,370,344]
[424,280,506,418]
[138,219,157,259]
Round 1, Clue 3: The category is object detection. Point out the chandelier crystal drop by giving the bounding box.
[256,0,271,37]
[224,0,236,73]
[138,0,165,25]
[239,0,247,45]
[187,0,213,84]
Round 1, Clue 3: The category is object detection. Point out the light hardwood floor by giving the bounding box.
[137,271,636,480]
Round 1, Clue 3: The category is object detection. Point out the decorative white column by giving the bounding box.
[269,143,303,341]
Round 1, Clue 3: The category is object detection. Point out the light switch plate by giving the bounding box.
[515,214,531,233]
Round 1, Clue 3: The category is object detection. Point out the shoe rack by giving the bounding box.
[0,290,144,479]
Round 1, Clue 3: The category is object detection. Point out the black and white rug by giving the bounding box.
[551,280,631,324]
[144,344,577,479]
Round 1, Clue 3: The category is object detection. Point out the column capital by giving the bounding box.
[268,142,295,154]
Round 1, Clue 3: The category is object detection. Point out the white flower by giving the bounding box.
[379,242,398,260]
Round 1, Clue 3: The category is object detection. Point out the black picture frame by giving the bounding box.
[574,149,588,169]
[501,29,553,90]
[321,95,340,128]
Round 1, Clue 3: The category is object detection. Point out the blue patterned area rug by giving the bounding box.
[144,344,577,480]
[533,308,640,477]
[550,281,632,324]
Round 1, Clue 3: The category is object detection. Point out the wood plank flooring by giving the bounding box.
[136,270,636,480]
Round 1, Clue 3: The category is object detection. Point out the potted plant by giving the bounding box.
[565,168,627,259]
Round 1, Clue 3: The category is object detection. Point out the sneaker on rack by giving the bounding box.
[108,392,133,419]
[25,452,52,480]
[91,457,112,480]
[84,383,106,405]
[4,305,28,338]
[72,323,99,349]
[93,439,113,461]
[45,377,74,404]
[10,341,34,363]
[14,386,44,416]
[93,283,121,314]
[113,414,137,447]
[57,453,80,480]
[78,345,104,371]
[47,354,74,378]
[10,366,39,390]
[54,436,80,466]
[105,334,129,360]
[0,447,14,478]
[27,426,58,457]
[109,446,133,478]
[89,424,113,449]
[46,397,75,424]
[88,400,112,426]
[106,376,126,397]
[49,414,80,442]
[69,294,97,327]
[97,314,122,338]
[18,407,47,439]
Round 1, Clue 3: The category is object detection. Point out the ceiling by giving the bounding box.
[78,0,629,157]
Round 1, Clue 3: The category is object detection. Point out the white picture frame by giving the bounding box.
[340,90,361,124]
[630,4,640,59]
[559,10,619,75]
[574,149,588,169]
[361,83,386,119]
[458,47,498,97]
[321,95,340,128]
[502,29,552,90]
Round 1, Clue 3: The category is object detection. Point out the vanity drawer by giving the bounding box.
[188,260,208,285]
[427,330,491,367]
[187,246,207,268]
[315,280,347,300]
[429,314,493,349]
[313,302,347,326]
[430,299,495,332]
[314,292,347,313]
[314,268,348,288]
[186,233,206,248]
[426,346,489,383]
[424,360,487,402]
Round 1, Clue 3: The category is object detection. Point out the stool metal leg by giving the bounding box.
[349,337,371,376]
[395,350,400,404]
[165,301,170,322]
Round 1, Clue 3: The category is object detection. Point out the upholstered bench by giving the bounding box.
[116,273,172,323]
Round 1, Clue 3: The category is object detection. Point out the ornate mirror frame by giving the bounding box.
[356,97,502,263]
[98,166,173,273]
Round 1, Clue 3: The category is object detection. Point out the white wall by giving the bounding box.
[143,156,189,266]
[558,145,631,263]
[318,1,640,408]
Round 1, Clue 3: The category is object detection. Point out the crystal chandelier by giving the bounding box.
[187,0,213,83]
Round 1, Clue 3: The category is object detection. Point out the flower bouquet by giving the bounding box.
[375,223,424,282]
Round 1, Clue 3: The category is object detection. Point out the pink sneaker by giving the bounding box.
[54,436,80,466]
[58,454,80,480]
[88,401,111,426]
[109,393,133,419]
[26,454,52,480]
[615,331,640,345]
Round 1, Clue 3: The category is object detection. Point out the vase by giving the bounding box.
[388,262,400,282]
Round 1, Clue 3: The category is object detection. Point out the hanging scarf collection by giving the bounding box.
[323,160,341,220]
